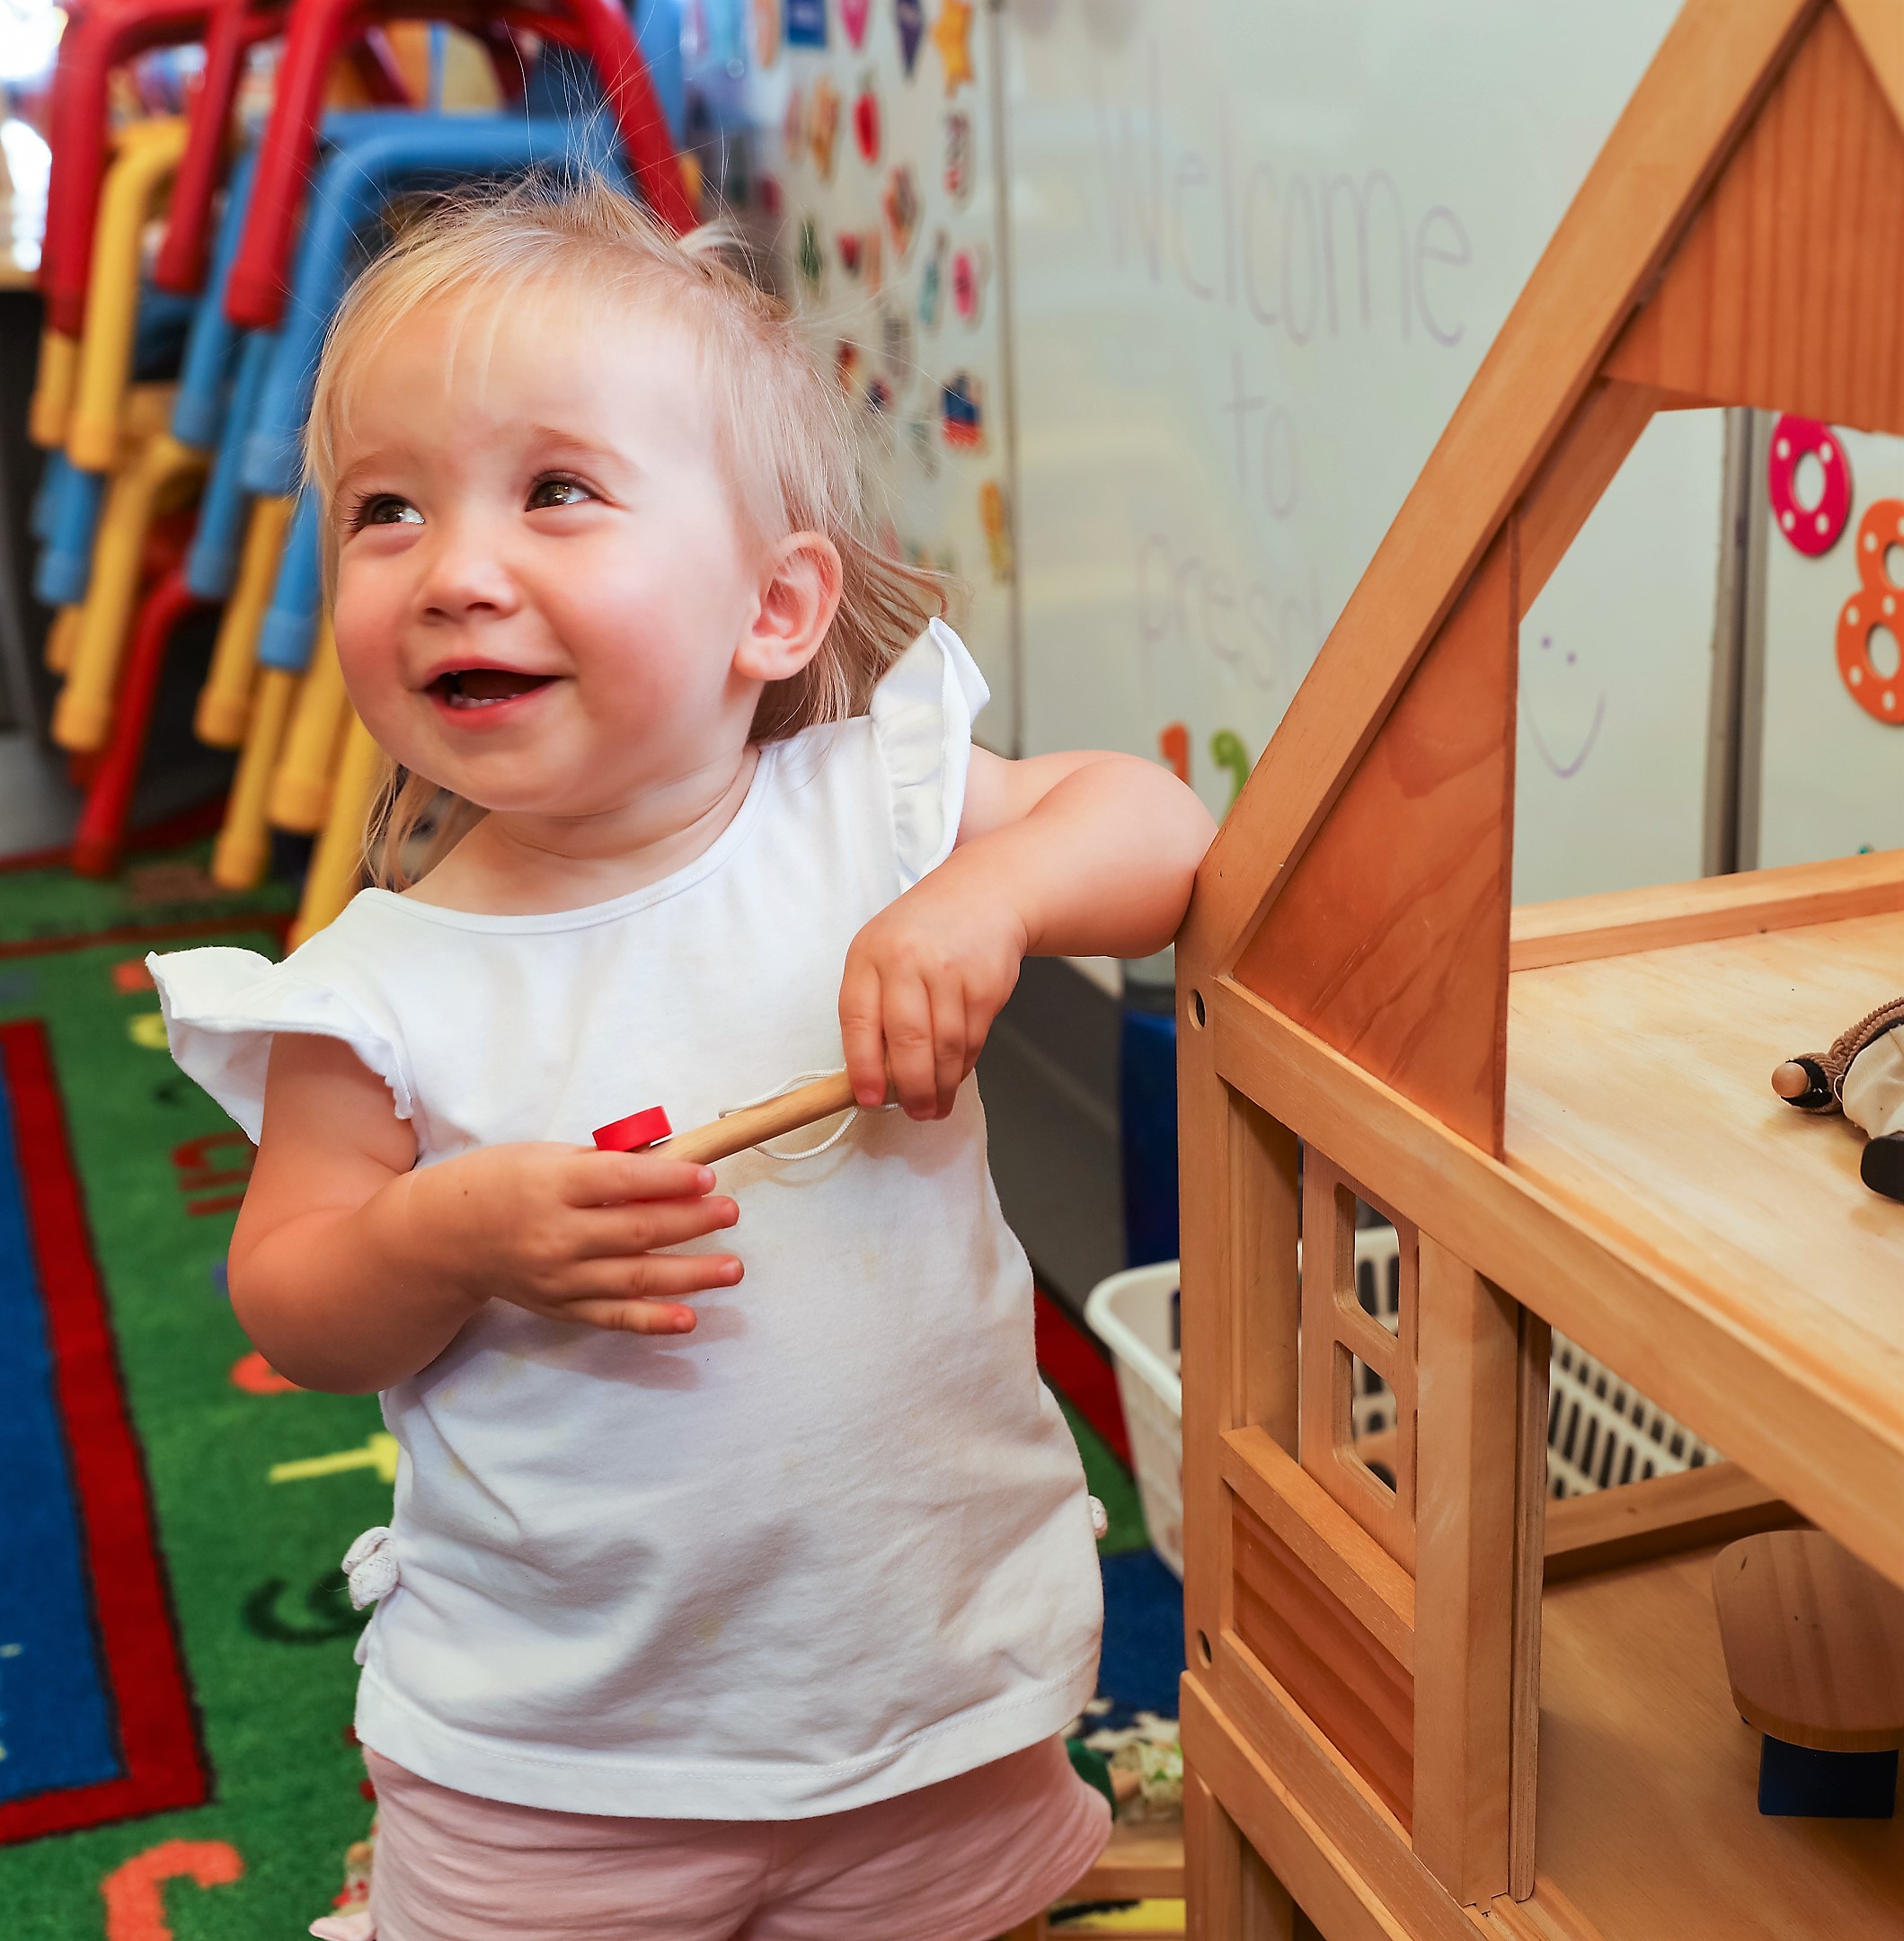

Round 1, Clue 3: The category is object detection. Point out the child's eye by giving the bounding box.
[527,476,594,510]
[348,493,423,531]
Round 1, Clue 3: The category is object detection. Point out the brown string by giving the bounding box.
[1789,994,1904,1108]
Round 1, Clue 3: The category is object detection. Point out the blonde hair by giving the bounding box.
[305,173,947,890]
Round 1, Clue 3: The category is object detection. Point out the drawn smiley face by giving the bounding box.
[1520,631,1607,780]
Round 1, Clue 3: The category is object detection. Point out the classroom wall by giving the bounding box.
[999,0,1742,902]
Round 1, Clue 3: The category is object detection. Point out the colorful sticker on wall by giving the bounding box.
[785,0,828,49]
[907,413,940,479]
[1837,498,1904,724]
[944,111,973,202]
[881,303,914,387]
[836,340,863,393]
[797,215,826,292]
[933,0,975,93]
[1158,722,1190,785]
[854,74,881,164]
[752,0,782,66]
[895,0,925,75]
[952,244,989,326]
[808,75,841,179]
[1767,414,1852,556]
[1210,730,1252,807]
[918,228,947,330]
[979,479,1013,582]
[883,164,921,261]
[842,0,871,48]
[941,371,984,451]
[837,230,865,278]
[866,377,892,415]
[783,85,805,162]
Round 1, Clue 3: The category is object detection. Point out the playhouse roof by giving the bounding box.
[1190,0,1904,1155]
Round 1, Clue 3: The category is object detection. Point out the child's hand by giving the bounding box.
[839,871,1028,1119]
[411,1144,740,1334]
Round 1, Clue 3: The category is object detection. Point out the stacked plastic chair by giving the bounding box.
[26,0,693,932]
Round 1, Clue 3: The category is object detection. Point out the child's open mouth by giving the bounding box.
[430,668,557,710]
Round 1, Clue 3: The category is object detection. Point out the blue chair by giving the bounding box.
[244,113,631,681]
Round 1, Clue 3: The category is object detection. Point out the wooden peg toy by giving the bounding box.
[593,1071,860,1167]
[1714,1529,1904,1819]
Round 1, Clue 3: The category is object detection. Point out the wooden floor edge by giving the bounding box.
[1508,849,1904,970]
[1543,1461,1803,1582]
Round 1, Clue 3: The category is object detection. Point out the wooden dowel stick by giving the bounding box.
[667,1070,860,1167]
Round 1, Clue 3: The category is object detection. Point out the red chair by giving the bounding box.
[224,0,694,329]
[155,0,527,295]
[71,564,208,876]
[40,0,211,340]
[46,0,431,319]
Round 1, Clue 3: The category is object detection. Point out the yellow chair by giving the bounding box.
[210,663,301,888]
[43,606,80,675]
[49,120,199,754]
[65,118,190,473]
[269,616,350,832]
[196,493,296,748]
[51,430,208,750]
[29,330,80,450]
[289,712,384,946]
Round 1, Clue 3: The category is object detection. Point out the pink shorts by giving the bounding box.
[357,1738,1110,1941]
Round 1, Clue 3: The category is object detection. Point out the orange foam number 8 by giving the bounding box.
[1837,501,1904,725]
[102,1839,244,1941]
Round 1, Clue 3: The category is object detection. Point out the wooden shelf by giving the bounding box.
[1505,908,1904,1562]
[1509,1543,1904,1938]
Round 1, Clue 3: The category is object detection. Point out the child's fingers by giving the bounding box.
[880,971,942,1118]
[922,966,970,1118]
[571,1196,739,1258]
[837,956,890,1108]
[562,1151,719,1206]
[561,1249,743,1307]
[558,1296,704,1335]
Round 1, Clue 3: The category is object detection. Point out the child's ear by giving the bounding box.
[735,532,844,684]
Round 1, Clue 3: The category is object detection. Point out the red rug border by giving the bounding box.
[0,909,292,964]
[0,1019,208,1846]
[1034,1286,1132,1469]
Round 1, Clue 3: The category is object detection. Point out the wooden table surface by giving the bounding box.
[1506,909,1904,1562]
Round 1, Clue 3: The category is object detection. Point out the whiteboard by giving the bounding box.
[1758,425,1904,867]
[1001,0,1731,901]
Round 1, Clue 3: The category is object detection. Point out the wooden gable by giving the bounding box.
[1194,0,1904,1156]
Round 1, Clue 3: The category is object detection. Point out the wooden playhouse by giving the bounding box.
[1174,1,1904,1935]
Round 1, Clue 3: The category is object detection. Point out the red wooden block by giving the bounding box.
[593,1106,673,1153]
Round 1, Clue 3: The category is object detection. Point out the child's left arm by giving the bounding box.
[840,749,1217,1119]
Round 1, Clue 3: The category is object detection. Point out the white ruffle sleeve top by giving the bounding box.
[148,621,1103,1820]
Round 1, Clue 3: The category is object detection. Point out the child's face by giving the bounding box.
[329,288,775,819]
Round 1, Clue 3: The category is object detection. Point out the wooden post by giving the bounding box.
[1187,1770,1297,1941]
[1510,1307,1551,1899]
[1411,1236,1522,1903]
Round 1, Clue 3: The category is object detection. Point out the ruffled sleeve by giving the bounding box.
[870,617,990,890]
[146,944,413,1143]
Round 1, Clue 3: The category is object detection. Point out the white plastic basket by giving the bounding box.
[1084,1230,1722,1580]
[1085,1262,1187,1576]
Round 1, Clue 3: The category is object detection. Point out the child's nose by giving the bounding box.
[419,519,521,619]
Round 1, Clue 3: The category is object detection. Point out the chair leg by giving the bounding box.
[288,711,384,947]
[71,565,203,876]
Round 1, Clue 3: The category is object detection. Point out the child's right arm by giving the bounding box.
[228,1033,742,1393]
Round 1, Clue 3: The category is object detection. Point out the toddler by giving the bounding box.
[152,178,1213,1941]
